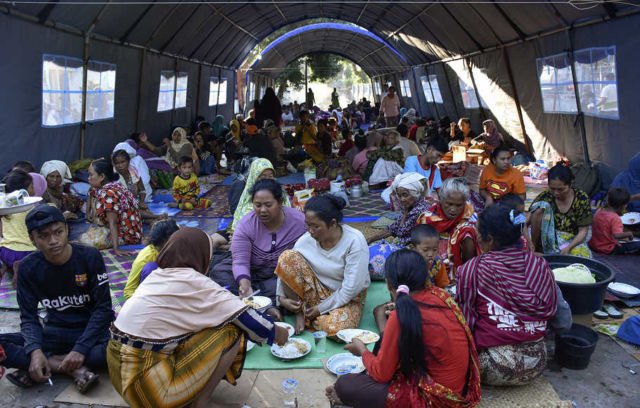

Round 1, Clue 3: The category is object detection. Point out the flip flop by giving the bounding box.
[593,308,609,319]
[6,370,34,388]
[74,371,99,394]
[603,303,624,319]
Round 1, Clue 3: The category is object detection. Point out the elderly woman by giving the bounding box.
[107,228,289,408]
[210,179,306,320]
[386,173,431,245]
[40,160,83,220]
[457,204,557,385]
[530,163,592,258]
[275,195,370,335]
[365,129,405,186]
[84,159,142,256]
[418,178,481,274]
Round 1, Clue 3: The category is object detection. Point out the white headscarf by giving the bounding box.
[40,160,72,183]
[391,172,426,198]
[113,142,152,202]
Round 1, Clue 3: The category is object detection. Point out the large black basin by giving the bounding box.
[544,255,615,314]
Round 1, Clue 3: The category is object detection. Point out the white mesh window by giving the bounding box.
[400,79,412,98]
[420,75,443,103]
[575,47,618,119]
[86,61,116,122]
[457,65,487,109]
[157,71,187,112]
[42,55,83,127]
[374,81,382,96]
[209,77,228,106]
[175,72,188,109]
[537,53,578,114]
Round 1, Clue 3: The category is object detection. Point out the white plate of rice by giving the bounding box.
[271,338,311,360]
[336,329,380,344]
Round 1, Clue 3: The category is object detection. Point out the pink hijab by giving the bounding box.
[29,173,47,196]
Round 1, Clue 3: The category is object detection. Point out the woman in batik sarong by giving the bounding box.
[326,250,481,408]
[275,195,370,336]
[107,228,289,408]
[456,204,558,385]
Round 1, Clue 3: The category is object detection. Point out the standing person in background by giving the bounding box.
[380,86,401,127]
[255,87,283,128]
[331,88,340,109]
[306,88,316,109]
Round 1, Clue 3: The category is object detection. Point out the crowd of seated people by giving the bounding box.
[2,90,640,408]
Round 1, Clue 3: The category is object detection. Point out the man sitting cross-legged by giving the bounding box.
[0,205,113,393]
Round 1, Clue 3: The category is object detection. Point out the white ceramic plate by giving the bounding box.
[621,212,640,225]
[243,295,272,311]
[275,322,295,337]
[336,329,380,344]
[0,197,42,216]
[467,149,485,155]
[271,338,311,360]
[247,340,255,352]
[608,282,640,298]
[326,353,366,376]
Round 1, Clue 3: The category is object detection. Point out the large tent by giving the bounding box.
[1,0,639,183]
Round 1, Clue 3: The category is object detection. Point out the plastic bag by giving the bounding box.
[553,263,595,284]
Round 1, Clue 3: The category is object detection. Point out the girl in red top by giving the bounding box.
[326,250,481,408]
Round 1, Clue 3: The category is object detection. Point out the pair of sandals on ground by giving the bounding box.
[5,366,98,394]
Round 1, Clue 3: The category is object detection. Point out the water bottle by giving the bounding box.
[281,378,298,407]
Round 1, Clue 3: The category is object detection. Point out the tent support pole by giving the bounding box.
[466,58,487,121]
[502,48,534,156]
[195,64,202,119]
[425,66,441,120]
[411,67,423,116]
[215,67,222,116]
[567,30,591,166]
[79,35,89,160]
[441,63,460,120]
[171,58,178,127]
[135,49,145,131]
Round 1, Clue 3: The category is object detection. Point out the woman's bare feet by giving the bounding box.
[294,312,306,334]
[325,385,344,405]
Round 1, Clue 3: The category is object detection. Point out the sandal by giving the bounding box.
[74,371,99,394]
[593,308,609,319]
[6,370,34,388]
[603,303,624,319]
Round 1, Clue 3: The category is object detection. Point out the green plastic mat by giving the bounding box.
[243,280,390,370]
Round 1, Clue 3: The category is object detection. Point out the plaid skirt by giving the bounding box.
[107,324,245,408]
[275,250,366,336]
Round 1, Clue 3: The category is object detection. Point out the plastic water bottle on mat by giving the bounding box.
[281,378,298,407]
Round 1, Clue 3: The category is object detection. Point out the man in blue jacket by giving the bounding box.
[0,205,113,392]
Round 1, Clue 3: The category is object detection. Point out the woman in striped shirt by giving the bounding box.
[456,204,558,386]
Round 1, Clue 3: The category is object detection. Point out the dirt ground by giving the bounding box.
[1,308,639,408]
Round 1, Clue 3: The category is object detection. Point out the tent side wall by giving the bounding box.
[0,14,234,169]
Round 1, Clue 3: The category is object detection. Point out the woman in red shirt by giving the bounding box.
[326,250,481,408]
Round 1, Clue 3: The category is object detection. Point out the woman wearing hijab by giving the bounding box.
[112,142,152,201]
[386,173,431,246]
[230,158,290,232]
[40,160,84,220]
[612,152,640,212]
[29,173,47,197]
[478,119,504,149]
[107,228,289,408]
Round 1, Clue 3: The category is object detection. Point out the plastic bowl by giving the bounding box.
[544,255,615,314]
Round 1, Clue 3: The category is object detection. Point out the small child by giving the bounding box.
[338,128,354,157]
[411,224,450,288]
[123,219,179,299]
[112,150,164,222]
[501,194,534,252]
[590,187,639,254]
[171,156,212,210]
[0,170,36,285]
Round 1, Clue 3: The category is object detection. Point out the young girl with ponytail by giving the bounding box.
[326,249,481,408]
